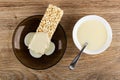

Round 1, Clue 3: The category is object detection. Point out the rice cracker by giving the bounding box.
[36,4,63,39]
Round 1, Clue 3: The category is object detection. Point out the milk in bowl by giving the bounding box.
[73,15,112,54]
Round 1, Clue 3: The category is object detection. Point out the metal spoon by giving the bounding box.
[69,42,88,70]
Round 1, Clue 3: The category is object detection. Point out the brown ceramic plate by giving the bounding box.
[12,15,67,70]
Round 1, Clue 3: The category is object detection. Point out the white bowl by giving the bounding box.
[73,15,112,55]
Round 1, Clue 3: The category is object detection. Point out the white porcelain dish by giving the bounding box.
[73,15,112,55]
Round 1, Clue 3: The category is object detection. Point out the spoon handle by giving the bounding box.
[69,42,88,70]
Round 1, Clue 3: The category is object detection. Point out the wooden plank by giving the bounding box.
[0,0,120,80]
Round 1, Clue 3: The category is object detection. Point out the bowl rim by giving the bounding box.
[12,15,67,70]
[72,15,112,55]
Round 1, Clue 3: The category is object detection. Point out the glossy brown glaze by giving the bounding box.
[12,15,67,70]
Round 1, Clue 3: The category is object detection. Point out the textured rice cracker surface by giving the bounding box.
[37,4,63,39]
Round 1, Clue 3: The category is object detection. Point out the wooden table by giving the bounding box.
[0,0,120,80]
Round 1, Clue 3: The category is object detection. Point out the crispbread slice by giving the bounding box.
[36,4,63,39]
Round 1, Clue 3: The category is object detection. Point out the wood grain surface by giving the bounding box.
[0,0,120,80]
